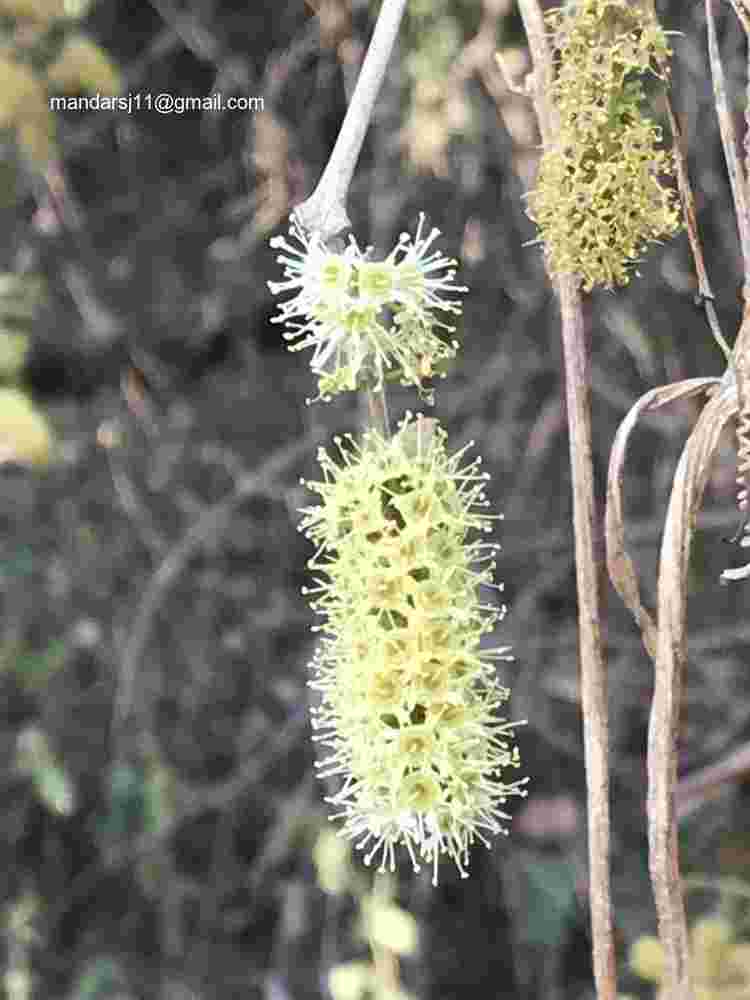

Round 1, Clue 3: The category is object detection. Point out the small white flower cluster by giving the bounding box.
[268,213,467,402]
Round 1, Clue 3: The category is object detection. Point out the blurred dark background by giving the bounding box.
[1,1,750,998]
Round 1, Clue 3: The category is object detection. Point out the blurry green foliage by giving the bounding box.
[0,545,33,580]
[0,638,65,691]
[98,762,147,841]
[72,956,127,1000]
[517,852,579,947]
[0,273,45,380]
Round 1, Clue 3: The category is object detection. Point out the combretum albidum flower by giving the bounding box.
[268,214,467,402]
[299,413,528,884]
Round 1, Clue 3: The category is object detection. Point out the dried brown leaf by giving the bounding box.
[649,379,737,1000]
[605,378,720,660]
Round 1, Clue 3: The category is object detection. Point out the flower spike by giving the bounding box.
[300,413,527,884]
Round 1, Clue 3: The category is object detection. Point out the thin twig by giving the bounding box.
[514,2,615,998]
[295,0,409,241]
[707,0,750,275]
[367,383,391,437]
[112,429,324,748]
[662,96,731,358]
[677,739,750,820]
[44,709,310,937]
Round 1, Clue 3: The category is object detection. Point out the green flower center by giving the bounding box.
[357,262,394,299]
[320,256,351,290]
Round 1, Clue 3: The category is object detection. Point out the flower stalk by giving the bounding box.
[515,0,616,996]
[295,0,409,242]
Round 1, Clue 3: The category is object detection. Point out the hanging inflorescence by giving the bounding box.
[298,413,528,885]
[270,210,527,883]
[526,0,680,290]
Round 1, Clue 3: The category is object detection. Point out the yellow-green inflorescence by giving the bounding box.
[526,0,680,291]
[299,412,528,884]
[268,213,466,402]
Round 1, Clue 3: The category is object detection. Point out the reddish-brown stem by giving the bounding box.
[515,2,615,997]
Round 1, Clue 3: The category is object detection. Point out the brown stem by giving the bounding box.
[707,0,750,275]
[515,2,615,997]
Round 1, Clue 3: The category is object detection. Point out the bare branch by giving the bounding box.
[677,739,750,820]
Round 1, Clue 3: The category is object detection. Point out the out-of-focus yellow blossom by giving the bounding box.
[328,961,416,1000]
[691,917,735,984]
[365,899,418,957]
[313,827,352,895]
[629,935,665,984]
[631,916,750,998]
[0,387,52,466]
[47,34,121,96]
[0,57,55,166]
[0,0,66,22]
[328,962,373,1000]
[0,333,28,379]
